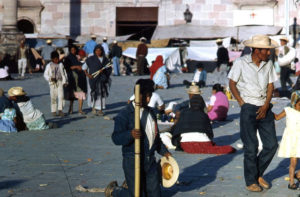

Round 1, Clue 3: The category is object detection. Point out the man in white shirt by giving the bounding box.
[228,35,278,192]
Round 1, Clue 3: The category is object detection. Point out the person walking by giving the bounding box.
[228,35,279,192]
[278,37,296,90]
[101,37,110,59]
[136,37,149,75]
[83,35,97,57]
[41,40,54,66]
[82,44,112,116]
[63,45,87,115]
[17,40,29,78]
[110,40,122,76]
[215,39,229,86]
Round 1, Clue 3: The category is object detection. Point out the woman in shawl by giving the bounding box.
[171,95,235,154]
[150,55,169,89]
[82,44,112,116]
[64,45,87,115]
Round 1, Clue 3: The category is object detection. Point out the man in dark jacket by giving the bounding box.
[105,79,171,197]
[111,40,122,76]
[215,39,229,86]
[136,37,149,75]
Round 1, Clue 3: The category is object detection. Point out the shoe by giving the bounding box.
[295,174,300,182]
[288,183,298,190]
[52,112,57,117]
[78,111,86,115]
[92,108,97,115]
[121,180,128,189]
[58,111,64,117]
[246,184,262,192]
[258,177,269,189]
[105,181,118,197]
[97,110,104,116]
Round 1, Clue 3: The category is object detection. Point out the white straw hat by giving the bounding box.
[160,156,179,188]
[243,35,278,49]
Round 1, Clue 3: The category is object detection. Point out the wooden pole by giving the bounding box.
[134,84,141,197]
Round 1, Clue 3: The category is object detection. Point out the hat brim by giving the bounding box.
[160,156,179,188]
[186,88,201,95]
[243,39,278,49]
[8,88,26,97]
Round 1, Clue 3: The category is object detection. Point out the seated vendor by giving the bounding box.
[207,84,229,121]
[161,95,235,154]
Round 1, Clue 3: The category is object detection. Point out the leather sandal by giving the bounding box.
[246,184,262,192]
[288,183,298,190]
[295,174,300,182]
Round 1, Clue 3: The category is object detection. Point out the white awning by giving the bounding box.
[151,24,282,41]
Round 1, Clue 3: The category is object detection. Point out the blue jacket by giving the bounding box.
[112,103,168,157]
[83,40,97,55]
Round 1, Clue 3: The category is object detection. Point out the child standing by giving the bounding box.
[44,51,68,117]
[274,90,300,190]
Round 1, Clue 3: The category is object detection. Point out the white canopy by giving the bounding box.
[152,24,282,41]
[122,47,182,73]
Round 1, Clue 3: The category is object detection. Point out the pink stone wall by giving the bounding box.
[0,0,297,36]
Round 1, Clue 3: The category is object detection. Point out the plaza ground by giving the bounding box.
[0,72,299,197]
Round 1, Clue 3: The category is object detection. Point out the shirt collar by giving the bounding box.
[244,53,268,69]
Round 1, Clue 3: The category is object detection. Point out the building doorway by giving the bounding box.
[17,19,34,33]
[116,7,158,40]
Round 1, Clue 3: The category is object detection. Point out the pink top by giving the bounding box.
[208,91,229,121]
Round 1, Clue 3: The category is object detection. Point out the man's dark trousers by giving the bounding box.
[112,155,161,197]
[280,66,293,90]
[240,103,278,186]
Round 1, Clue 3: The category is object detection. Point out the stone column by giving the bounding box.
[2,0,18,31]
[0,0,24,57]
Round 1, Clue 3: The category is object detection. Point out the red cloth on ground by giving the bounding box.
[149,55,164,80]
[180,141,236,154]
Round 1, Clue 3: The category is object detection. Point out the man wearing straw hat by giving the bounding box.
[83,35,97,57]
[278,36,296,90]
[105,79,171,197]
[228,35,279,192]
[136,37,149,75]
[41,39,54,66]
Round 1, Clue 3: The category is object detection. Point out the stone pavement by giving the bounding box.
[0,73,299,197]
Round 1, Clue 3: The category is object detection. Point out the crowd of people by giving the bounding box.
[1,33,300,195]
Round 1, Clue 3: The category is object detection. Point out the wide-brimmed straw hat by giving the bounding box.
[279,36,289,42]
[113,40,117,44]
[140,37,147,42]
[103,37,107,41]
[8,87,26,97]
[46,39,52,44]
[243,35,278,49]
[91,34,97,38]
[187,85,202,95]
[216,39,223,43]
[160,156,179,188]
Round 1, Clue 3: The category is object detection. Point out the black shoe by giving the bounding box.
[105,181,118,197]
[288,183,298,190]
[295,174,300,182]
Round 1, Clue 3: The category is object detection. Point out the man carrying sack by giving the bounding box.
[105,79,172,197]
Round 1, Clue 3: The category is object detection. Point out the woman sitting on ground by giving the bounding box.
[0,53,13,80]
[171,95,235,154]
[150,55,169,89]
[207,83,229,121]
[8,87,50,131]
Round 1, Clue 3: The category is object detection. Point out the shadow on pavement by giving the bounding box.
[29,93,49,98]
[106,102,127,110]
[213,132,240,146]
[0,179,26,190]
[264,158,293,186]
[168,83,185,89]
[47,116,86,127]
[162,150,243,196]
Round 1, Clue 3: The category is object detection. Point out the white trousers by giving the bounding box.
[49,81,65,112]
[18,58,27,77]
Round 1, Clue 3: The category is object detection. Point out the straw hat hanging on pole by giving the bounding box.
[134,84,141,197]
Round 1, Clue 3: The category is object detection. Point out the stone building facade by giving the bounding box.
[0,0,299,37]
